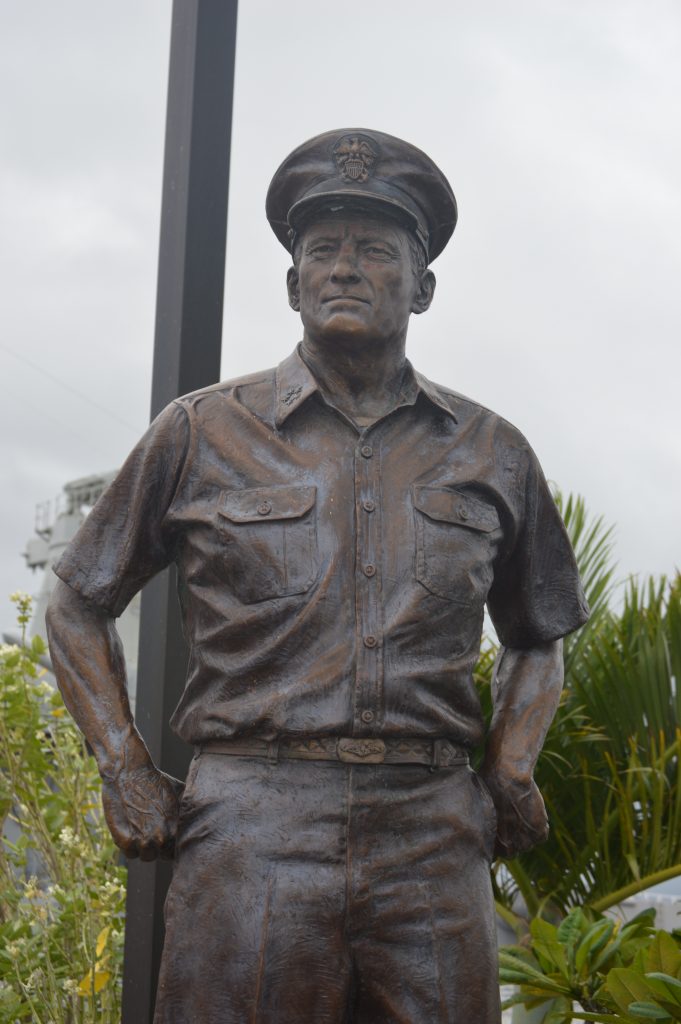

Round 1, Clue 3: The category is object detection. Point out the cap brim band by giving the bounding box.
[288,190,428,254]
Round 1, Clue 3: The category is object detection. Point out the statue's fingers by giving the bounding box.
[154,821,175,853]
[122,839,141,859]
[107,813,141,859]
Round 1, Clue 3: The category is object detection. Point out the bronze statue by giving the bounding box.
[46,129,589,1023]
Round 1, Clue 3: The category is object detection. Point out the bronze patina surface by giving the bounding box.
[47,128,588,1023]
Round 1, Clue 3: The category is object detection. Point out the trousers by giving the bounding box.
[154,751,501,1024]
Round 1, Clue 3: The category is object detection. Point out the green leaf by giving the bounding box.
[576,919,615,976]
[626,1002,673,1020]
[531,917,570,977]
[558,907,589,946]
[570,1015,628,1023]
[644,974,681,1008]
[646,934,681,978]
[591,933,623,975]
[607,967,658,1016]
[622,910,660,938]
[544,1001,574,1024]
[31,634,46,656]
[498,951,569,994]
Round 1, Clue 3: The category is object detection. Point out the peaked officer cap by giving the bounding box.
[266,128,457,263]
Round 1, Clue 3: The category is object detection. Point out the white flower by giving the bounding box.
[59,826,76,848]
[24,876,39,900]
[26,969,43,991]
[62,978,79,994]
[102,879,126,898]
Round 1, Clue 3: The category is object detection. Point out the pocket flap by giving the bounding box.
[413,486,500,533]
[219,485,316,523]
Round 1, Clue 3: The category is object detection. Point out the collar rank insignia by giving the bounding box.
[282,384,303,406]
[333,134,377,183]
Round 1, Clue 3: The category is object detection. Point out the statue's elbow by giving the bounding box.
[46,578,88,641]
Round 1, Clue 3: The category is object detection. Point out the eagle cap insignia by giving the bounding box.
[333,134,378,183]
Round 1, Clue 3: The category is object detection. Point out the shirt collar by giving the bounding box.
[274,346,458,428]
[412,369,458,422]
[274,347,320,427]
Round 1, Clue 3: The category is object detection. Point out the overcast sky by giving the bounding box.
[1,0,679,634]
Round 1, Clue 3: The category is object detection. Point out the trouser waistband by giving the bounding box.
[196,735,470,768]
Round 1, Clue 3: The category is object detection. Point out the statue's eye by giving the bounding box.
[364,246,392,259]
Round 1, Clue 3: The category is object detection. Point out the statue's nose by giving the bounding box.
[330,249,361,283]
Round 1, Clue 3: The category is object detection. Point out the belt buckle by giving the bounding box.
[337,738,386,764]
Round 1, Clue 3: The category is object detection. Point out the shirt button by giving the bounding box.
[257,501,272,516]
[361,709,375,724]
[457,505,469,521]
[363,564,376,577]
[363,634,378,648]
[360,445,373,458]
[362,499,376,513]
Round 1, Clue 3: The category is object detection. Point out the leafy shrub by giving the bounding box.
[483,496,681,923]
[0,593,125,1023]
[500,905,681,1022]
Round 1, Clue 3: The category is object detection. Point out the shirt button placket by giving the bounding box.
[354,436,382,732]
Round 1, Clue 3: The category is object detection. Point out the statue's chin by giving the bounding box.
[312,317,386,350]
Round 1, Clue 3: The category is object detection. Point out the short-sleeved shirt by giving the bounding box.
[54,347,589,749]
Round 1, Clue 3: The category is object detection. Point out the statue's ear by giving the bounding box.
[412,270,436,315]
[287,267,300,311]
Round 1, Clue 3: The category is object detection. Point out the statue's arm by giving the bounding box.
[46,579,182,860]
[479,639,563,859]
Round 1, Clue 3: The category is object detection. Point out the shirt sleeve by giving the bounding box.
[53,400,191,617]
[486,444,590,648]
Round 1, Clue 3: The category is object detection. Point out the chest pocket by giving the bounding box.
[413,486,501,603]
[217,485,318,604]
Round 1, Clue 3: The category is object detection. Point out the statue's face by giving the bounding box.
[289,213,428,348]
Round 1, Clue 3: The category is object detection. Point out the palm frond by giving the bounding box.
[554,490,617,679]
[483,490,681,921]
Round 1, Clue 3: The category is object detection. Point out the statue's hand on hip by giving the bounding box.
[480,769,549,860]
[101,758,184,861]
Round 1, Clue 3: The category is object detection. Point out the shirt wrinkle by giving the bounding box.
[53,346,588,749]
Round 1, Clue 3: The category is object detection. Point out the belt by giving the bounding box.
[196,736,469,768]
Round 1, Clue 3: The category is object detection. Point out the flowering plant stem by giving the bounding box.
[0,593,126,1023]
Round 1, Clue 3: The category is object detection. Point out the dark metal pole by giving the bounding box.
[121,2,237,1020]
